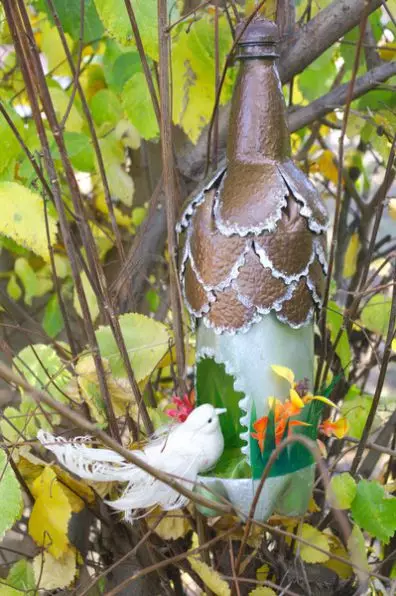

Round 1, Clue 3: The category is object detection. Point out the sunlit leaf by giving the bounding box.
[109,51,142,92]
[49,85,84,132]
[15,258,53,305]
[33,549,77,590]
[37,0,104,43]
[0,105,24,174]
[98,135,135,205]
[0,183,57,261]
[188,555,231,596]
[39,17,73,77]
[146,508,191,540]
[90,88,123,127]
[0,449,23,540]
[73,270,100,322]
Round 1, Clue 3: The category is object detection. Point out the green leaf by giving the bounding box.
[90,88,123,127]
[347,524,369,583]
[109,51,142,92]
[73,270,100,323]
[3,560,35,595]
[6,273,22,301]
[0,405,38,445]
[328,473,357,510]
[49,85,84,132]
[0,449,23,540]
[326,301,351,372]
[94,0,158,60]
[36,0,104,43]
[122,72,159,140]
[98,135,135,205]
[172,15,233,143]
[351,479,396,543]
[340,386,375,440]
[298,47,337,102]
[361,294,392,336]
[15,344,72,404]
[0,104,24,174]
[196,357,244,450]
[207,448,250,479]
[14,258,53,305]
[43,294,64,338]
[0,183,58,262]
[95,312,170,381]
[53,132,95,173]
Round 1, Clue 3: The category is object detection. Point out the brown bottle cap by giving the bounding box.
[235,17,280,59]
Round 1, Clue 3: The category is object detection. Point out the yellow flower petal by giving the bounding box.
[268,397,282,409]
[290,388,304,409]
[271,365,295,386]
[310,395,338,409]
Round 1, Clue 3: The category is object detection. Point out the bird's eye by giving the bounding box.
[208,418,212,423]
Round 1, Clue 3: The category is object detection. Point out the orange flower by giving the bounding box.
[319,417,349,439]
[252,404,310,453]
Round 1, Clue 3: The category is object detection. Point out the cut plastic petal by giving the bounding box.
[290,388,305,409]
[271,365,295,386]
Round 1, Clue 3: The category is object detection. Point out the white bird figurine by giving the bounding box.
[37,404,226,521]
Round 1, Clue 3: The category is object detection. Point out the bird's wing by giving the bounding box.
[107,452,200,516]
[37,430,140,482]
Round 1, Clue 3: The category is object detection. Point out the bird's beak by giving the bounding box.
[215,408,227,415]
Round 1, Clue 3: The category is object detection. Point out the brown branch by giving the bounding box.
[158,0,186,389]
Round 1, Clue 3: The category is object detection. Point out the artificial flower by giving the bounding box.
[319,417,349,439]
[167,392,195,423]
[271,365,337,409]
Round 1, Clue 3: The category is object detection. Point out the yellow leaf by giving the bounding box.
[188,556,231,596]
[343,233,360,278]
[378,42,396,61]
[389,198,396,221]
[53,466,95,513]
[297,524,330,564]
[95,193,133,229]
[249,589,276,596]
[49,86,84,132]
[271,365,294,386]
[146,508,191,540]
[308,496,321,513]
[317,150,339,186]
[29,467,72,558]
[0,182,57,261]
[323,532,353,579]
[256,564,270,581]
[33,549,77,591]
[39,18,73,77]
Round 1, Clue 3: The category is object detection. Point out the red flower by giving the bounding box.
[167,392,194,423]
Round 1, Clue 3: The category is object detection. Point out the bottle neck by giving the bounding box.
[227,58,291,163]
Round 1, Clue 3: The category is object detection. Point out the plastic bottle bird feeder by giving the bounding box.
[177,18,329,520]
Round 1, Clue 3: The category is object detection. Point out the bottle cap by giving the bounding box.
[235,17,280,59]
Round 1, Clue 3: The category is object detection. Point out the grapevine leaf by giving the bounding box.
[95,313,170,381]
[0,449,23,540]
[351,480,396,543]
[0,183,57,261]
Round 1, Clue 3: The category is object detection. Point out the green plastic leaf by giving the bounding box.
[94,0,158,60]
[0,183,57,262]
[6,274,22,301]
[122,72,159,140]
[90,88,123,127]
[172,15,233,143]
[351,480,396,543]
[95,313,170,381]
[3,560,35,595]
[15,344,72,404]
[328,473,357,510]
[196,357,244,450]
[326,301,351,372]
[36,0,104,43]
[0,449,23,540]
[361,294,392,336]
[43,294,64,338]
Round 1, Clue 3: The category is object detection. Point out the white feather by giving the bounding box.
[37,404,225,520]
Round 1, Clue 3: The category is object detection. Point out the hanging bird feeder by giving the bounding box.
[177,18,330,520]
